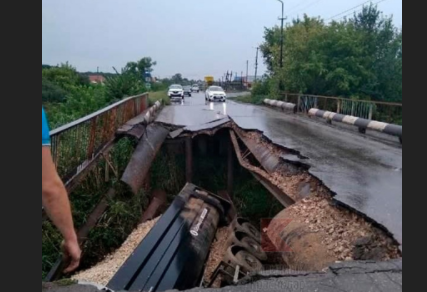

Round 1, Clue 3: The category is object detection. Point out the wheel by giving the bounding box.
[241,237,267,261]
[242,223,261,241]
[235,250,263,272]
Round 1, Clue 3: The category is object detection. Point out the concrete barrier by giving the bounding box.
[309,108,403,139]
[264,99,297,113]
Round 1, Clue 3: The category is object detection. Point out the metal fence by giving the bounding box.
[283,93,403,125]
[50,93,149,183]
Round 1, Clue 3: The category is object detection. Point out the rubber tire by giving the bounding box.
[241,236,268,261]
[242,223,261,241]
[235,250,263,273]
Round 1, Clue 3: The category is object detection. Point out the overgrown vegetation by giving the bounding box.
[41,57,167,279]
[149,91,170,106]
[259,5,402,103]
[42,139,145,279]
[42,57,171,128]
[150,137,283,227]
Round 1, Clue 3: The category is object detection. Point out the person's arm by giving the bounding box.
[42,147,81,273]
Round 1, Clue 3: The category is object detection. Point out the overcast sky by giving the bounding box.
[42,0,402,80]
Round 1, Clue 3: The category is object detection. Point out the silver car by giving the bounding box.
[191,84,200,93]
[205,86,227,102]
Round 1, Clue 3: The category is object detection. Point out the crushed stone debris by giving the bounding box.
[73,217,160,286]
[235,128,400,262]
[284,195,401,261]
[204,227,230,288]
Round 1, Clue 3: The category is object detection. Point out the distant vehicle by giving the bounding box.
[168,84,184,99]
[183,86,192,97]
[205,76,214,87]
[191,84,200,93]
[205,86,227,102]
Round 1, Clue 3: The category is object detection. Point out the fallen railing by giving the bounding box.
[43,93,169,281]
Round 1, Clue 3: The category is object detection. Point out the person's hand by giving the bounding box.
[61,238,81,273]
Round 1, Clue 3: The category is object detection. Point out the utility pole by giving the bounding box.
[277,0,286,69]
[254,47,259,82]
[246,60,249,84]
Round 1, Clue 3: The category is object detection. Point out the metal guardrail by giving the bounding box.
[282,93,403,125]
[50,93,149,183]
[44,93,149,281]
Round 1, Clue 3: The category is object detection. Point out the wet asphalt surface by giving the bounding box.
[156,92,403,247]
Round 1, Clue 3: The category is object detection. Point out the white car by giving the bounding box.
[205,86,227,102]
[191,84,200,93]
[168,84,184,99]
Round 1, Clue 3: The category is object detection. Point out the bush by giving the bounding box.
[42,63,89,91]
[251,78,274,104]
[105,69,146,103]
[42,78,69,103]
[45,85,107,128]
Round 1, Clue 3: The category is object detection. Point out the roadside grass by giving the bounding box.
[149,91,170,106]
[228,94,266,105]
[42,139,145,280]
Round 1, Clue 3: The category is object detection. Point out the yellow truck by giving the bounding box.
[204,76,214,86]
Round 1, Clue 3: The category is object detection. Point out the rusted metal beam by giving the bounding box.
[227,137,234,196]
[42,139,117,224]
[116,101,162,140]
[229,130,295,208]
[45,188,116,282]
[121,124,170,195]
[65,139,117,193]
[139,190,167,224]
[234,130,280,174]
[218,190,237,222]
[77,189,116,244]
[186,137,193,183]
[250,172,295,207]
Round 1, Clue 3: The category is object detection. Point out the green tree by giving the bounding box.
[171,73,184,84]
[259,5,402,102]
[105,67,146,103]
[42,62,89,90]
[125,57,157,80]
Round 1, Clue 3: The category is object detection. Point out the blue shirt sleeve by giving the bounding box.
[42,108,51,146]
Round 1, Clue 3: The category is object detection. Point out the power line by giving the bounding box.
[326,0,374,21]
[328,0,388,21]
[286,0,312,14]
[288,0,322,18]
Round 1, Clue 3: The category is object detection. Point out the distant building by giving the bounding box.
[88,75,106,84]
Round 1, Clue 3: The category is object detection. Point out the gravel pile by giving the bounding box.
[73,217,160,286]
[203,227,230,288]
[236,128,400,262]
[285,195,401,261]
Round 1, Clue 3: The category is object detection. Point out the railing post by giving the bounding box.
[87,117,98,160]
[337,99,341,114]
[351,101,355,116]
[297,95,301,113]
[186,137,193,183]
[133,98,138,116]
[368,104,373,120]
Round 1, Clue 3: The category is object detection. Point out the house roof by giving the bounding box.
[89,75,106,83]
